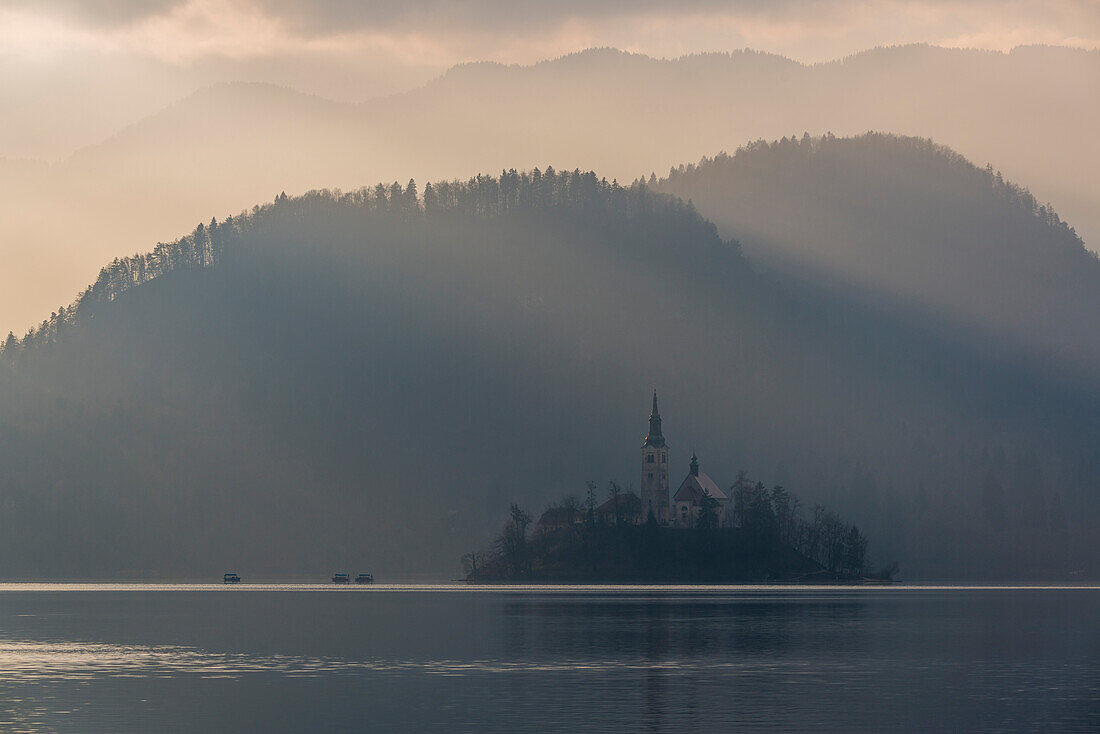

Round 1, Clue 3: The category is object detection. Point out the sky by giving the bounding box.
[2,0,1099,159]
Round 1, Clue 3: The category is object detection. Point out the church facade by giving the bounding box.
[641,392,728,527]
[672,451,728,526]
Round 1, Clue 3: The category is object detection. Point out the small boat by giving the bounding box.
[355,573,374,584]
[223,573,241,584]
[332,573,350,584]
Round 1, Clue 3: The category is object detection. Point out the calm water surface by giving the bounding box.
[0,584,1096,732]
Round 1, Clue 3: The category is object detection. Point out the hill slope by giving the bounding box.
[657,133,1100,383]
[2,170,1097,579]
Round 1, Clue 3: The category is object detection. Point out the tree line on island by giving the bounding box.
[464,474,896,584]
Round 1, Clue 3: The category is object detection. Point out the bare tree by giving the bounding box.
[492,504,533,578]
[585,481,598,525]
[607,480,623,527]
[461,551,483,580]
[842,526,868,575]
[730,470,751,528]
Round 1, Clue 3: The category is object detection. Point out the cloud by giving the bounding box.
[9,1,768,30]
[11,0,1100,47]
[246,1,790,34]
[7,0,187,27]
[1,0,1097,94]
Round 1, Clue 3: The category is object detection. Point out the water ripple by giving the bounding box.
[0,638,1093,690]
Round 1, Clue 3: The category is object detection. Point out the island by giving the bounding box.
[464,394,897,584]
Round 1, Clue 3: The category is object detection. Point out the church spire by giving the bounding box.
[643,390,665,448]
[641,390,671,525]
[690,450,699,477]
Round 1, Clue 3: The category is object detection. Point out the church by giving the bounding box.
[640,392,728,527]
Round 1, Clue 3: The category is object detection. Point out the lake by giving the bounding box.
[0,585,1096,732]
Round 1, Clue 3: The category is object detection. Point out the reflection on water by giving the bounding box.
[0,638,882,681]
[0,585,1096,733]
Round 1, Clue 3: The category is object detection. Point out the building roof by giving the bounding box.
[596,491,642,516]
[673,471,727,503]
[538,506,583,527]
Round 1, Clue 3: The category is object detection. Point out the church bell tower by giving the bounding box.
[641,391,670,524]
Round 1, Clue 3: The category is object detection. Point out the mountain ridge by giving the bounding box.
[4,41,1098,335]
[9,43,1100,167]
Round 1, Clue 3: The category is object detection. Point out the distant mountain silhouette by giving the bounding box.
[2,44,1097,334]
[2,165,1097,579]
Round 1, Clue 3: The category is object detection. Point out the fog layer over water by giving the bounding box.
[0,586,1096,732]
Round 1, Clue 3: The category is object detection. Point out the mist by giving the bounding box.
[2,163,1097,579]
[657,134,1100,382]
[2,44,1099,337]
[6,0,1097,162]
[0,0,1098,581]
[2,4,1099,731]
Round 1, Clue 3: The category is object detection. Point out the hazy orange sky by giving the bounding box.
[2,0,1098,158]
[2,1,1098,337]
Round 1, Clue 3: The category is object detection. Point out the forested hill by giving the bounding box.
[0,169,1097,579]
[657,133,1100,385]
[5,44,1099,338]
